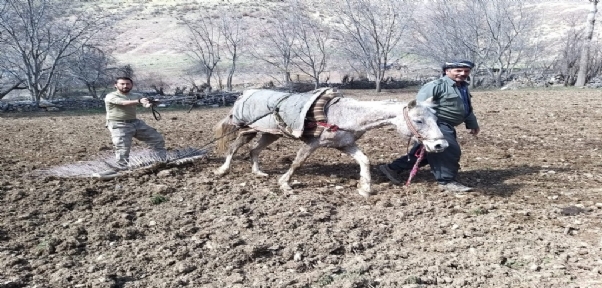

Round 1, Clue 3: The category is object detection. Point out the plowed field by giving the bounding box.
[1,88,601,288]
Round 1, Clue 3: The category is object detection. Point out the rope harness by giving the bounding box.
[402,106,426,187]
[198,109,275,150]
[193,92,304,151]
[147,96,199,121]
[403,106,423,141]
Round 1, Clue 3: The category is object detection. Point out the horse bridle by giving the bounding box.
[403,106,423,140]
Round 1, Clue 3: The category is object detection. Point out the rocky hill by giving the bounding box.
[80,0,602,87]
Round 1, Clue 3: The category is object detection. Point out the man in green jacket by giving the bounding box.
[379,60,480,192]
[104,77,166,171]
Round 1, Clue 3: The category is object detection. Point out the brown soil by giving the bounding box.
[1,88,601,288]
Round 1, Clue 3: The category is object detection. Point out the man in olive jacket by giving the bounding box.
[104,77,167,171]
[380,60,480,192]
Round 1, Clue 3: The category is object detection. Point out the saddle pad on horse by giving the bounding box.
[231,88,337,138]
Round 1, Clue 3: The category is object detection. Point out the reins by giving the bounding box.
[402,105,426,187]
[147,96,201,121]
[197,109,275,150]
[181,92,297,151]
[406,145,425,187]
[151,105,161,121]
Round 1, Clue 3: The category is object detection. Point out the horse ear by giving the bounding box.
[407,99,417,109]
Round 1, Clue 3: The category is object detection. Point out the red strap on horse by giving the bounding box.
[414,145,424,158]
[406,145,426,187]
[316,121,339,132]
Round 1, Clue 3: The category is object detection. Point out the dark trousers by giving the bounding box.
[389,123,460,184]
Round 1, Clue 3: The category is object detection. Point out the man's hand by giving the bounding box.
[139,98,154,108]
[469,128,480,137]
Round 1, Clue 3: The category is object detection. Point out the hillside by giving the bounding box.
[89,0,599,87]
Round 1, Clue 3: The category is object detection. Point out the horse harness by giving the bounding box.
[271,91,346,137]
[403,105,427,187]
[403,106,423,140]
[303,96,344,134]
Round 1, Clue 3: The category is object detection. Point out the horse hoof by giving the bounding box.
[214,169,227,177]
[358,189,373,198]
[253,171,269,177]
[280,184,293,192]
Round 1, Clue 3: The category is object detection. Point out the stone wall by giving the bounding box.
[0,92,242,113]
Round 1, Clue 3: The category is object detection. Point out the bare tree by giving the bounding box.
[479,0,536,87]
[217,9,247,92]
[181,15,222,89]
[413,0,485,67]
[334,0,414,92]
[250,9,298,86]
[414,0,537,87]
[0,74,26,100]
[553,21,584,86]
[0,0,114,104]
[116,64,135,79]
[290,1,331,89]
[44,68,68,100]
[0,2,28,99]
[575,0,599,86]
[553,18,602,86]
[67,45,116,99]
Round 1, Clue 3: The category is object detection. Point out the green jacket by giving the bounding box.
[104,91,142,121]
[416,76,479,129]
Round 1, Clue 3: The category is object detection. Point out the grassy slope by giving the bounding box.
[96,0,594,86]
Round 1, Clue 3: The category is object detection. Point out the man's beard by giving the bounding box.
[118,87,131,93]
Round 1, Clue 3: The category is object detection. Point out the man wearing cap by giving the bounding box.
[104,76,167,171]
[379,60,480,192]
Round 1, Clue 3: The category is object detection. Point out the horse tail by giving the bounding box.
[214,114,238,156]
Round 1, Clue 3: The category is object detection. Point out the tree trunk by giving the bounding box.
[227,62,236,92]
[375,69,384,92]
[215,73,223,91]
[92,86,98,99]
[284,72,291,84]
[576,0,598,87]
[375,78,382,92]
[205,73,212,90]
[495,72,503,88]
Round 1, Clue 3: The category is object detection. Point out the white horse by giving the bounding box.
[214,95,448,197]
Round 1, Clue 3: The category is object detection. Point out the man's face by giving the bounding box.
[445,68,471,82]
[115,79,133,93]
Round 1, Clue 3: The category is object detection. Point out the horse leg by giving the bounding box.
[250,133,280,177]
[278,141,319,191]
[214,132,257,176]
[339,144,372,197]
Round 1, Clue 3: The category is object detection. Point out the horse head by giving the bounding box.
[401,99,448,153]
